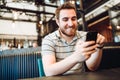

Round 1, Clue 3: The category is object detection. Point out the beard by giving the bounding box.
[59,26,77,37]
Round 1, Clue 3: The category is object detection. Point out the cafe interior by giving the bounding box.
[0,0,120,80]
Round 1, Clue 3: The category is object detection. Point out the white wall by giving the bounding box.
[0,20,37,36]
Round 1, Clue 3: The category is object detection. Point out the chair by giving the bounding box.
[37,58,45,77]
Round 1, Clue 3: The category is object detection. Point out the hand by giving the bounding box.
[96,33,106,49]
[74,40,97,62]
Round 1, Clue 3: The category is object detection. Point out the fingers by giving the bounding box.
[96,33,106,49]
[96,33,106,44]
[77,40,96,48]
[76,39,97,54]
[84,44,97,52]
[81,45,97,56]
[75,40,97,61]
[75,33,106,61]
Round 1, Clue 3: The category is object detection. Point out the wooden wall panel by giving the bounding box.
[88,17,113,42]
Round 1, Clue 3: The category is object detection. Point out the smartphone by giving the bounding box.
[86,31,98,42]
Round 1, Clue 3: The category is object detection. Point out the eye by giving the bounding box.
[62,17,69,22]
[71,17,77,21]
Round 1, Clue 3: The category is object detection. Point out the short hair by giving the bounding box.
[55,2,76,20]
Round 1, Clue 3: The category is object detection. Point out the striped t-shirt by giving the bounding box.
[41,30,87,75]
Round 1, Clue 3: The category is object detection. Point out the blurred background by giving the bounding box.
[0,0,120,50]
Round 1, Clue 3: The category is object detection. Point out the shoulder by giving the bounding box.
[42,30,59,45]
[43,30,58,40]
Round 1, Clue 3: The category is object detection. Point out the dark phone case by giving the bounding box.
[86,32,98,41]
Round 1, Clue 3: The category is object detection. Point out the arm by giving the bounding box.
[42,53,77,76]
[86,49,103,71]
[86,33,105,71]
[42,48,88,76]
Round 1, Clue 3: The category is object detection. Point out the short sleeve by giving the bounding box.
[41,35,55,56]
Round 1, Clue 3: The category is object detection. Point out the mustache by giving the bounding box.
[68,26,74,28]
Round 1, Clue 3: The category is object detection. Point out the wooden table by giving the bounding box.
[20,68,120,80]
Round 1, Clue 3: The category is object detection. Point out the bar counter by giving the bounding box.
[20,68,120,80]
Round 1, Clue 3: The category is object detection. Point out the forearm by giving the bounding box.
[43,53,78,76]
[86,48,103,71]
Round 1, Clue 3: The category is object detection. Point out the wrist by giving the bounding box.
[97,44,104,49]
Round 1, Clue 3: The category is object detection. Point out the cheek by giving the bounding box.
[74,22,78,28]
[59,21,66,27]
[74,21,78,25]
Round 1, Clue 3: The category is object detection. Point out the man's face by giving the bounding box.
[57,9,78,37]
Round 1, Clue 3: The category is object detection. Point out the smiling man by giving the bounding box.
[41,2,105,76]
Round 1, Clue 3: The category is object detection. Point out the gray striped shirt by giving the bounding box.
[41,30,87,75]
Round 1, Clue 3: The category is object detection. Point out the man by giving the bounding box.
[41,2,105,76]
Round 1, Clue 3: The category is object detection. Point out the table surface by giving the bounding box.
[21,68,120,80]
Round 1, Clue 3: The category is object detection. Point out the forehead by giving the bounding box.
[59,9,76,18]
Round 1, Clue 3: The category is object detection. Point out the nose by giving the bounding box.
[68,19,73,26]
